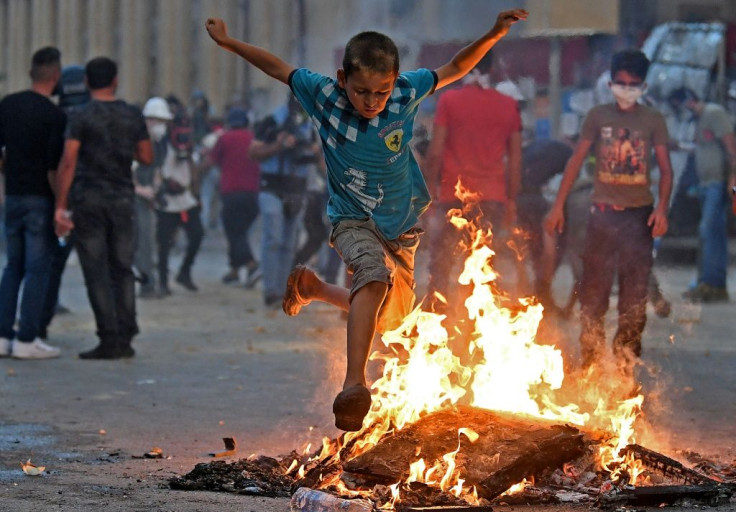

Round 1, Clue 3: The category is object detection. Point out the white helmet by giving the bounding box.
[142,97,173,120]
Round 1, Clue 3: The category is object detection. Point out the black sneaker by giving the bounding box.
[176,273,198,292]
[79,344,123,360]
[244,265,262,289]
[222,268,240,284]
[118,345,136,358]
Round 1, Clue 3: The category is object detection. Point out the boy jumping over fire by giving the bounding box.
[205,8,527,431]
[544,50,673,375]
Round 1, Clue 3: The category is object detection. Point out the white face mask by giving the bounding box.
[149,122,167,141]
[610,83,645,109]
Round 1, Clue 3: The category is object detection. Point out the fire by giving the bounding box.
[314,179,644,507]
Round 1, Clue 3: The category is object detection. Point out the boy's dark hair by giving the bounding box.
[30,46,61,82]
[342,31,399,77]
[667,86,700,107]
[610,50,650,80]
[85,57,117,90]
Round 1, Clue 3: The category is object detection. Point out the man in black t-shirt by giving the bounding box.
[54,57,153,359]
[0,47,66,360]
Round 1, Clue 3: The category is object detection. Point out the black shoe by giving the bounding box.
[79,344,123,360]
[221,268,240,284]
[159,284,172,297]
[55,303,72,315]
[118,345,136,358]
[244,264,262,289]
[176,273,198,292]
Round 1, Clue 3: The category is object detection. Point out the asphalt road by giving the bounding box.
[1,230,734,511]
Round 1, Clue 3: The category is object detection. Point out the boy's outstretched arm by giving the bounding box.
[435,9,527,90]
[205,18,294,84]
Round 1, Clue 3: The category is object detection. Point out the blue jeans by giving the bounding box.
[0,195,55,341]
[258,191,303,303]
[697,182,729,288]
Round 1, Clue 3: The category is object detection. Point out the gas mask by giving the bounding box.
[148,122,168,142]
[610,83,645,109]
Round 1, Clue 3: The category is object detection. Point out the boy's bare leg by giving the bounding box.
[283,266,349,314]
[344,281,388,389]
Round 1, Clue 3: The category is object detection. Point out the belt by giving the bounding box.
[592,202,628,212]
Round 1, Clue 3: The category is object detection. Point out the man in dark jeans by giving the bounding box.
[0,47,66,359]
[207,107,261,287]
[54,57,153,359]
[545,50,673,376]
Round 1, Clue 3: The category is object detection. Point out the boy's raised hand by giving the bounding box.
[205,18,228,44]
[493,8,528,34]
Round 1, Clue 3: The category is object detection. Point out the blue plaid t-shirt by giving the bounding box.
[289,68,437,240]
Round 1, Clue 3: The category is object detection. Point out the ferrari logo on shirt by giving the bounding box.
[384,129,403,152]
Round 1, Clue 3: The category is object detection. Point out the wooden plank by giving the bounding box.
[343,405,586,500]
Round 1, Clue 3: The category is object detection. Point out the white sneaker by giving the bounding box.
[0,337,10,357]
[11,338,61,359]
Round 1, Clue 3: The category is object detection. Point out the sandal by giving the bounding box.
[332,385,372,432]
[282,265,311,316]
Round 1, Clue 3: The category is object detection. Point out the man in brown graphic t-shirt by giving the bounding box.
[545,50,673,379]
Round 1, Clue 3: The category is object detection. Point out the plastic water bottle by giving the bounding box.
[290,487,374,512]
[58,210,72,247]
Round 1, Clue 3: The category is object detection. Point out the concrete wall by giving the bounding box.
[0,0,252,111]
[0,0,528,114]
[0,0,731,115]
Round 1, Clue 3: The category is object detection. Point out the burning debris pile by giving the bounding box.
[172,183,735,510]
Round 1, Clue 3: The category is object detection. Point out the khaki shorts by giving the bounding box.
[330,218,423,334]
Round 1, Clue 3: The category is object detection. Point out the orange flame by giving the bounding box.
[316,178,645,506]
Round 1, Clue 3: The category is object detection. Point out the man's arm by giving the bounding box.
[135,139,154,166]
[722,132,736,189]
[648,144,673,238]
[54,139,80,235]
[423,124,447,200]
[249,132,292,162]
[543,138,593,234]
[205,18,294,85]
[434,9,527,91]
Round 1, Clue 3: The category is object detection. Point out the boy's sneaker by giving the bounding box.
[0,337,11,357]
[12,339,61,359]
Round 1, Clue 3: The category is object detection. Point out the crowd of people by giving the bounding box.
[1,6,734,433]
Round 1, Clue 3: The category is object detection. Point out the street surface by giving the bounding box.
[1,229,735,511]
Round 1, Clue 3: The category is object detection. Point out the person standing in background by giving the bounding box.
[249,97,320,307]
[154,114,204,295]
[668,87,736,303]
[54,57,153,359]
[545,50,673,374]
[39,63,91,339]
[135,96,173,298]
[0,47,66,359]
[206,107,261,287]
[424,52,522,307]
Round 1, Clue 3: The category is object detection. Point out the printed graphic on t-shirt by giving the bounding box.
[384,128,403,152]
[343,167,384,212]
[598,125,648,185]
